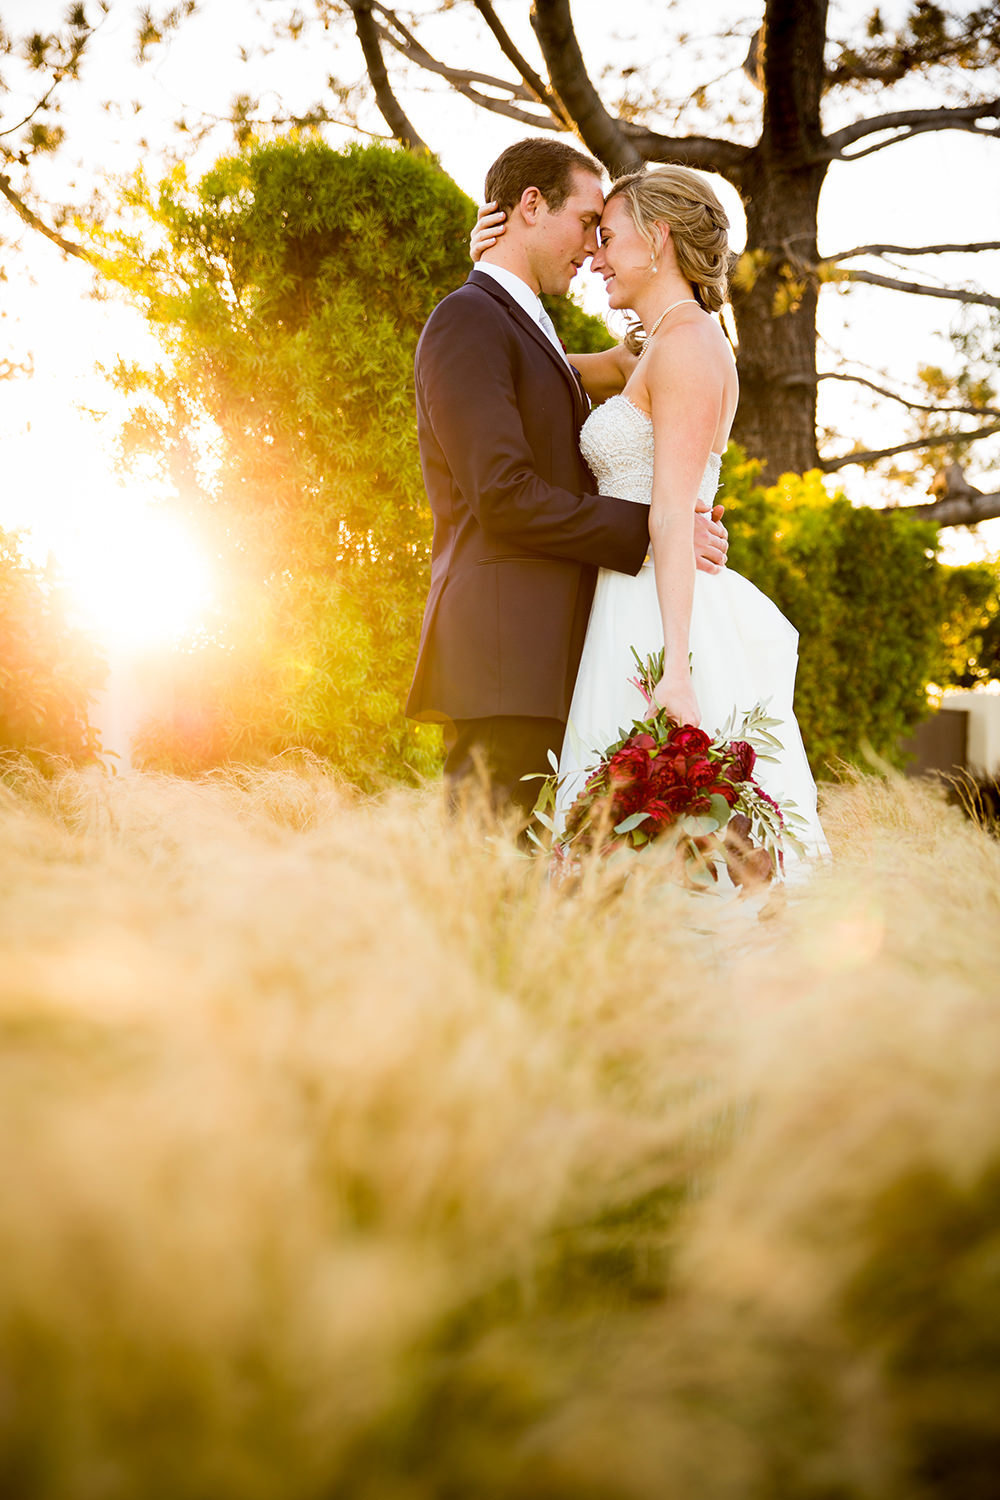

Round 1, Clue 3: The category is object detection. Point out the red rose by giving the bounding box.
[685,756,718,789]
[708,780,740,807]
[658,784,693,813]
[608,746,651,787]
[669,725,711,753]
[642,797,679,834]
[628,732,657,752]
[601,746,648,820]
[648,759,677,794]
[651,748,687,778]
[726,740,756,781]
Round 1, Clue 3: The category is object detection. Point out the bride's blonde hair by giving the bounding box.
[605,166,734,352]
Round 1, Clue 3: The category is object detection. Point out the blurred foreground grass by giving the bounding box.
[1,760,999,1500]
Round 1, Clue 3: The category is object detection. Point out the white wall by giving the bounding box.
[941,691,1000,779]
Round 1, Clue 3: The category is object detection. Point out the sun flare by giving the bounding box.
[58,497,215,655]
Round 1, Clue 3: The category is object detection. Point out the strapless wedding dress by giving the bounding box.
[557,395,829,863]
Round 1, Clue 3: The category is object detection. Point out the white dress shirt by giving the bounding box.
[475,261,569,362]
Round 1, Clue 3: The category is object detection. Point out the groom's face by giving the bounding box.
[529,168,605,296]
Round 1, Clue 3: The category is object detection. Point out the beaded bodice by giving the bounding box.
[580,393,722,510]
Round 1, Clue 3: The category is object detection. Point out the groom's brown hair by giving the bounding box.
[485,138,602,216]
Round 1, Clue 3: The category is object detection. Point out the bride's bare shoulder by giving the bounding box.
[646,315,734,383]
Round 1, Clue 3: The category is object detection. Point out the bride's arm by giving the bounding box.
[469,205,636,401]
[568,345,638,402]
[644,330,725,728]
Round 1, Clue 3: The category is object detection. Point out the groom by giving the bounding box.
[406,138,727,826]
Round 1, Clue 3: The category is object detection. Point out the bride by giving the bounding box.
[473,166,828,865]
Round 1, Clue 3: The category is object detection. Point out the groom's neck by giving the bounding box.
[479,239,540,296]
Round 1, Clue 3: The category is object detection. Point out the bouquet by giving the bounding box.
[534,650,804,889]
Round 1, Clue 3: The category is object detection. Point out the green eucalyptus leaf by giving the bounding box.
[613,810,652,834]
[708,793,732,823]
[681,814,722,837]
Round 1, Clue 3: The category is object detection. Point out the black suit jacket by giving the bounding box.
[406,269,651,724]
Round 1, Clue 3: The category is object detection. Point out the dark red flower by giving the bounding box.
[648,758,680,794]
[641,797,679,833]
[686,756,718,789]
[607,746,651,787]
[628,732,657,752]
[658,784,693,813]
[668,725,712,753]
[708,780,739,807]
[754,783,786,826]
[726,740,756,781]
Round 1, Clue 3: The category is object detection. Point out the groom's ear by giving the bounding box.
[519,186,544,224]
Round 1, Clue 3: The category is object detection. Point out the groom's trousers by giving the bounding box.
[443,715,566,829]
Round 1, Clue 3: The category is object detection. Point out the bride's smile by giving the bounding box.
[591,195,669,319]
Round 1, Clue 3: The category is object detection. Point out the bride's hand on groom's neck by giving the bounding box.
[470,203,507,262]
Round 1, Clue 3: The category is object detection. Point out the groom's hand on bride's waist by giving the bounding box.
[694,503,728,575]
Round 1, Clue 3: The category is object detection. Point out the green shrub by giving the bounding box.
[937,560,1000,689]
[721,449,946,772]
[100,137,478,784]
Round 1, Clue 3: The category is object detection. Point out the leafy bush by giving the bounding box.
[721,448,958,772]
[0,529,104,765]
[937,559,1000,689]
[100,137,478,784]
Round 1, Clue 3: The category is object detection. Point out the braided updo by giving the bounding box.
[604,166,734,350]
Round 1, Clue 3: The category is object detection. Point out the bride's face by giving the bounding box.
[591,196,657,308]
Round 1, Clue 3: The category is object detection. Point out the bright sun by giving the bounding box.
[58,497,215,655]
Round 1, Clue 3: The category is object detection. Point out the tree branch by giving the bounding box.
[817,369,1000,419]
[820,421,1000,472]
[619,125,752,176]
[530,0,642,172]
[371,5,560,129]
[345,0,430,153]
[823,239,1000,262]
[825,6,1000,89]
[825,100,1000,157]
[840,268,1000,308]
[0,173,92,261]
[471,0,571,126]
[901,491,1000,527]
[0,74,64,142]
[838,120,998,162]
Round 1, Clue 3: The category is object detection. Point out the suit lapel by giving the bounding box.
[467,271,590,424]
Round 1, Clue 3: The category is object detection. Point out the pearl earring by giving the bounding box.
[649,255,658,275]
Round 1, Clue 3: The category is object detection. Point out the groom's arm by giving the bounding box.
[417,294,650,575]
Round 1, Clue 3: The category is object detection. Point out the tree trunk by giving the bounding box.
[730,160,826,480]
[730,0,829,481]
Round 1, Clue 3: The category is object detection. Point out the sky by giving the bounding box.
[1,0,998,660]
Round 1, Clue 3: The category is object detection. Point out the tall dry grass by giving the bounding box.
[1,758,998,1499]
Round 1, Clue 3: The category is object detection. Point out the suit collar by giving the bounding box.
[471,262,545,322]
[467,270,589,421]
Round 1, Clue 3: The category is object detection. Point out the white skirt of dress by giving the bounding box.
[557,564,830,863]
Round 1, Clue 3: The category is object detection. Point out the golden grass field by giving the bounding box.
[1,759,999,1500]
